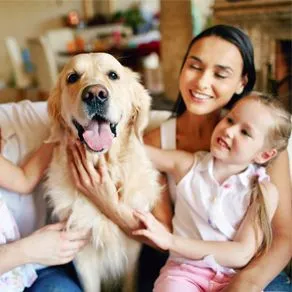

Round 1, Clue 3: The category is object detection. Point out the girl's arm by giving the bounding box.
[224,151,292,291]
[0,143,55,194]
[144,128,174,232]
[146,145,194,183]
[133,181,279,269]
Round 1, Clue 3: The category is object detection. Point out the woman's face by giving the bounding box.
[179,36,247,115]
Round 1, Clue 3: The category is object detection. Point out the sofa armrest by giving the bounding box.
[146,110,172,133]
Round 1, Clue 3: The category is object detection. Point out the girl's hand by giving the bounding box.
[67,141,119,204]
[22,222,89,266]
[132,210,173,251]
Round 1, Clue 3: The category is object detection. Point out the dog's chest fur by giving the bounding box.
[46,141,159,251]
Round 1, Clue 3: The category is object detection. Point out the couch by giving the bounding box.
[0,100,290,290]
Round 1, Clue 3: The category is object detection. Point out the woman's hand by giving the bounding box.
[22,222,89,266]
[67,141,119,205]
[132,210,173,251]
[67,141,140,235]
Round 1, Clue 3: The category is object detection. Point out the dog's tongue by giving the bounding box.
[82,120,113,152]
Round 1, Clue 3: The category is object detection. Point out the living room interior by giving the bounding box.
[0,0,290,109]
[0,0,291,112]
[0,0,291,288]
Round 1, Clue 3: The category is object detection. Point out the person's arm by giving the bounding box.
[143,128,175,232]
[67,142,140,236]
[146,145,194,182]
[0,143,55,194]
[67,128,176,237]
[133,180,279,268]
[223,151,292,291]
[0,222,88,275]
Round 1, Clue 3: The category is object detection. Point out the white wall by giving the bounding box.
[0,0,83,83]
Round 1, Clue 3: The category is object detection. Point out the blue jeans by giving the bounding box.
[264,271,291,292]
[25,262,82,292]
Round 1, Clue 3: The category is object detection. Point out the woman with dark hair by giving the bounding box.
[69,25,291,291]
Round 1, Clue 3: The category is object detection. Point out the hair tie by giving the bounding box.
[254,167,270,182]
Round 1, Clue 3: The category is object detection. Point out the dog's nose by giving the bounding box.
[82,85,109,103]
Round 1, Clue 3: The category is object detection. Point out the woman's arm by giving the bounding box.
[67,127,174,236]
[67,142,140,236]
[0,222,88,275]
[224,151,292,291]
[0,143,55,194]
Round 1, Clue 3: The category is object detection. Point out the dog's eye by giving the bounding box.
[67,72,80,84]
[108,71,119,80]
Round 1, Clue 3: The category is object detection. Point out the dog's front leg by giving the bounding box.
[74,245,101,292]
[122,239,142,292]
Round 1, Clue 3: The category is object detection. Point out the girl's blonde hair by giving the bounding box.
[244,92,291,256]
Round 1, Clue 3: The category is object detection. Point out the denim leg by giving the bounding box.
[26,262,82,292]
[264,272,291,292]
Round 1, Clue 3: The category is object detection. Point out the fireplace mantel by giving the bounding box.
[214,0,292,19]
[213,0,292,110]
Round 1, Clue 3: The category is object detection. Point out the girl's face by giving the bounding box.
[210,98,275,166]
[179,36,247,115]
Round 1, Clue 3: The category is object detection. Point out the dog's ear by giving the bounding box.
[128,69,151,141]
[46,75,63,143]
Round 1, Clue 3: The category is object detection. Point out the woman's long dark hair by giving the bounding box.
[172,24,256,117]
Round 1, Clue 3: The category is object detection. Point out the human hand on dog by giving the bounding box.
[22,222,89,266]
[132,210,173,251]
[67,141,140,235]
[67,141,119,203]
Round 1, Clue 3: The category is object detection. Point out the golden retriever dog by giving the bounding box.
[45,53,160,292]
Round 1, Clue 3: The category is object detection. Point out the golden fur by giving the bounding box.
[46,53,160,292]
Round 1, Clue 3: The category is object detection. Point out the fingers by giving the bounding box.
[75,140,87,165]
[45,222,66,231]
[132,229,151,237]
[62,229,90,242]
[95,156,109,184]
[133,209,152,228]
[69,143,92,186]
[62,237,88,252]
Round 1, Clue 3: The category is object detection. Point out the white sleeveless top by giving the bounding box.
[171,151,269,274]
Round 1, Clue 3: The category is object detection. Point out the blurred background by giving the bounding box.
[0,0,291,111]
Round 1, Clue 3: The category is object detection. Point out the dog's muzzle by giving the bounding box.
[82,84,109,117]
[72,84,118,153]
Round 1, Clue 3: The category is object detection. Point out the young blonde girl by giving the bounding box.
[133,92,291,291]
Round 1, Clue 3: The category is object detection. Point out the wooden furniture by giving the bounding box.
[4,36,34,100]
[28,37,59,100]
[213,0,292,111]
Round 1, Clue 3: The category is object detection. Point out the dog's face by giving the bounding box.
[48,53,151,152]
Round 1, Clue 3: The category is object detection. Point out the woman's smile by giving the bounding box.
[190,90,213,101]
